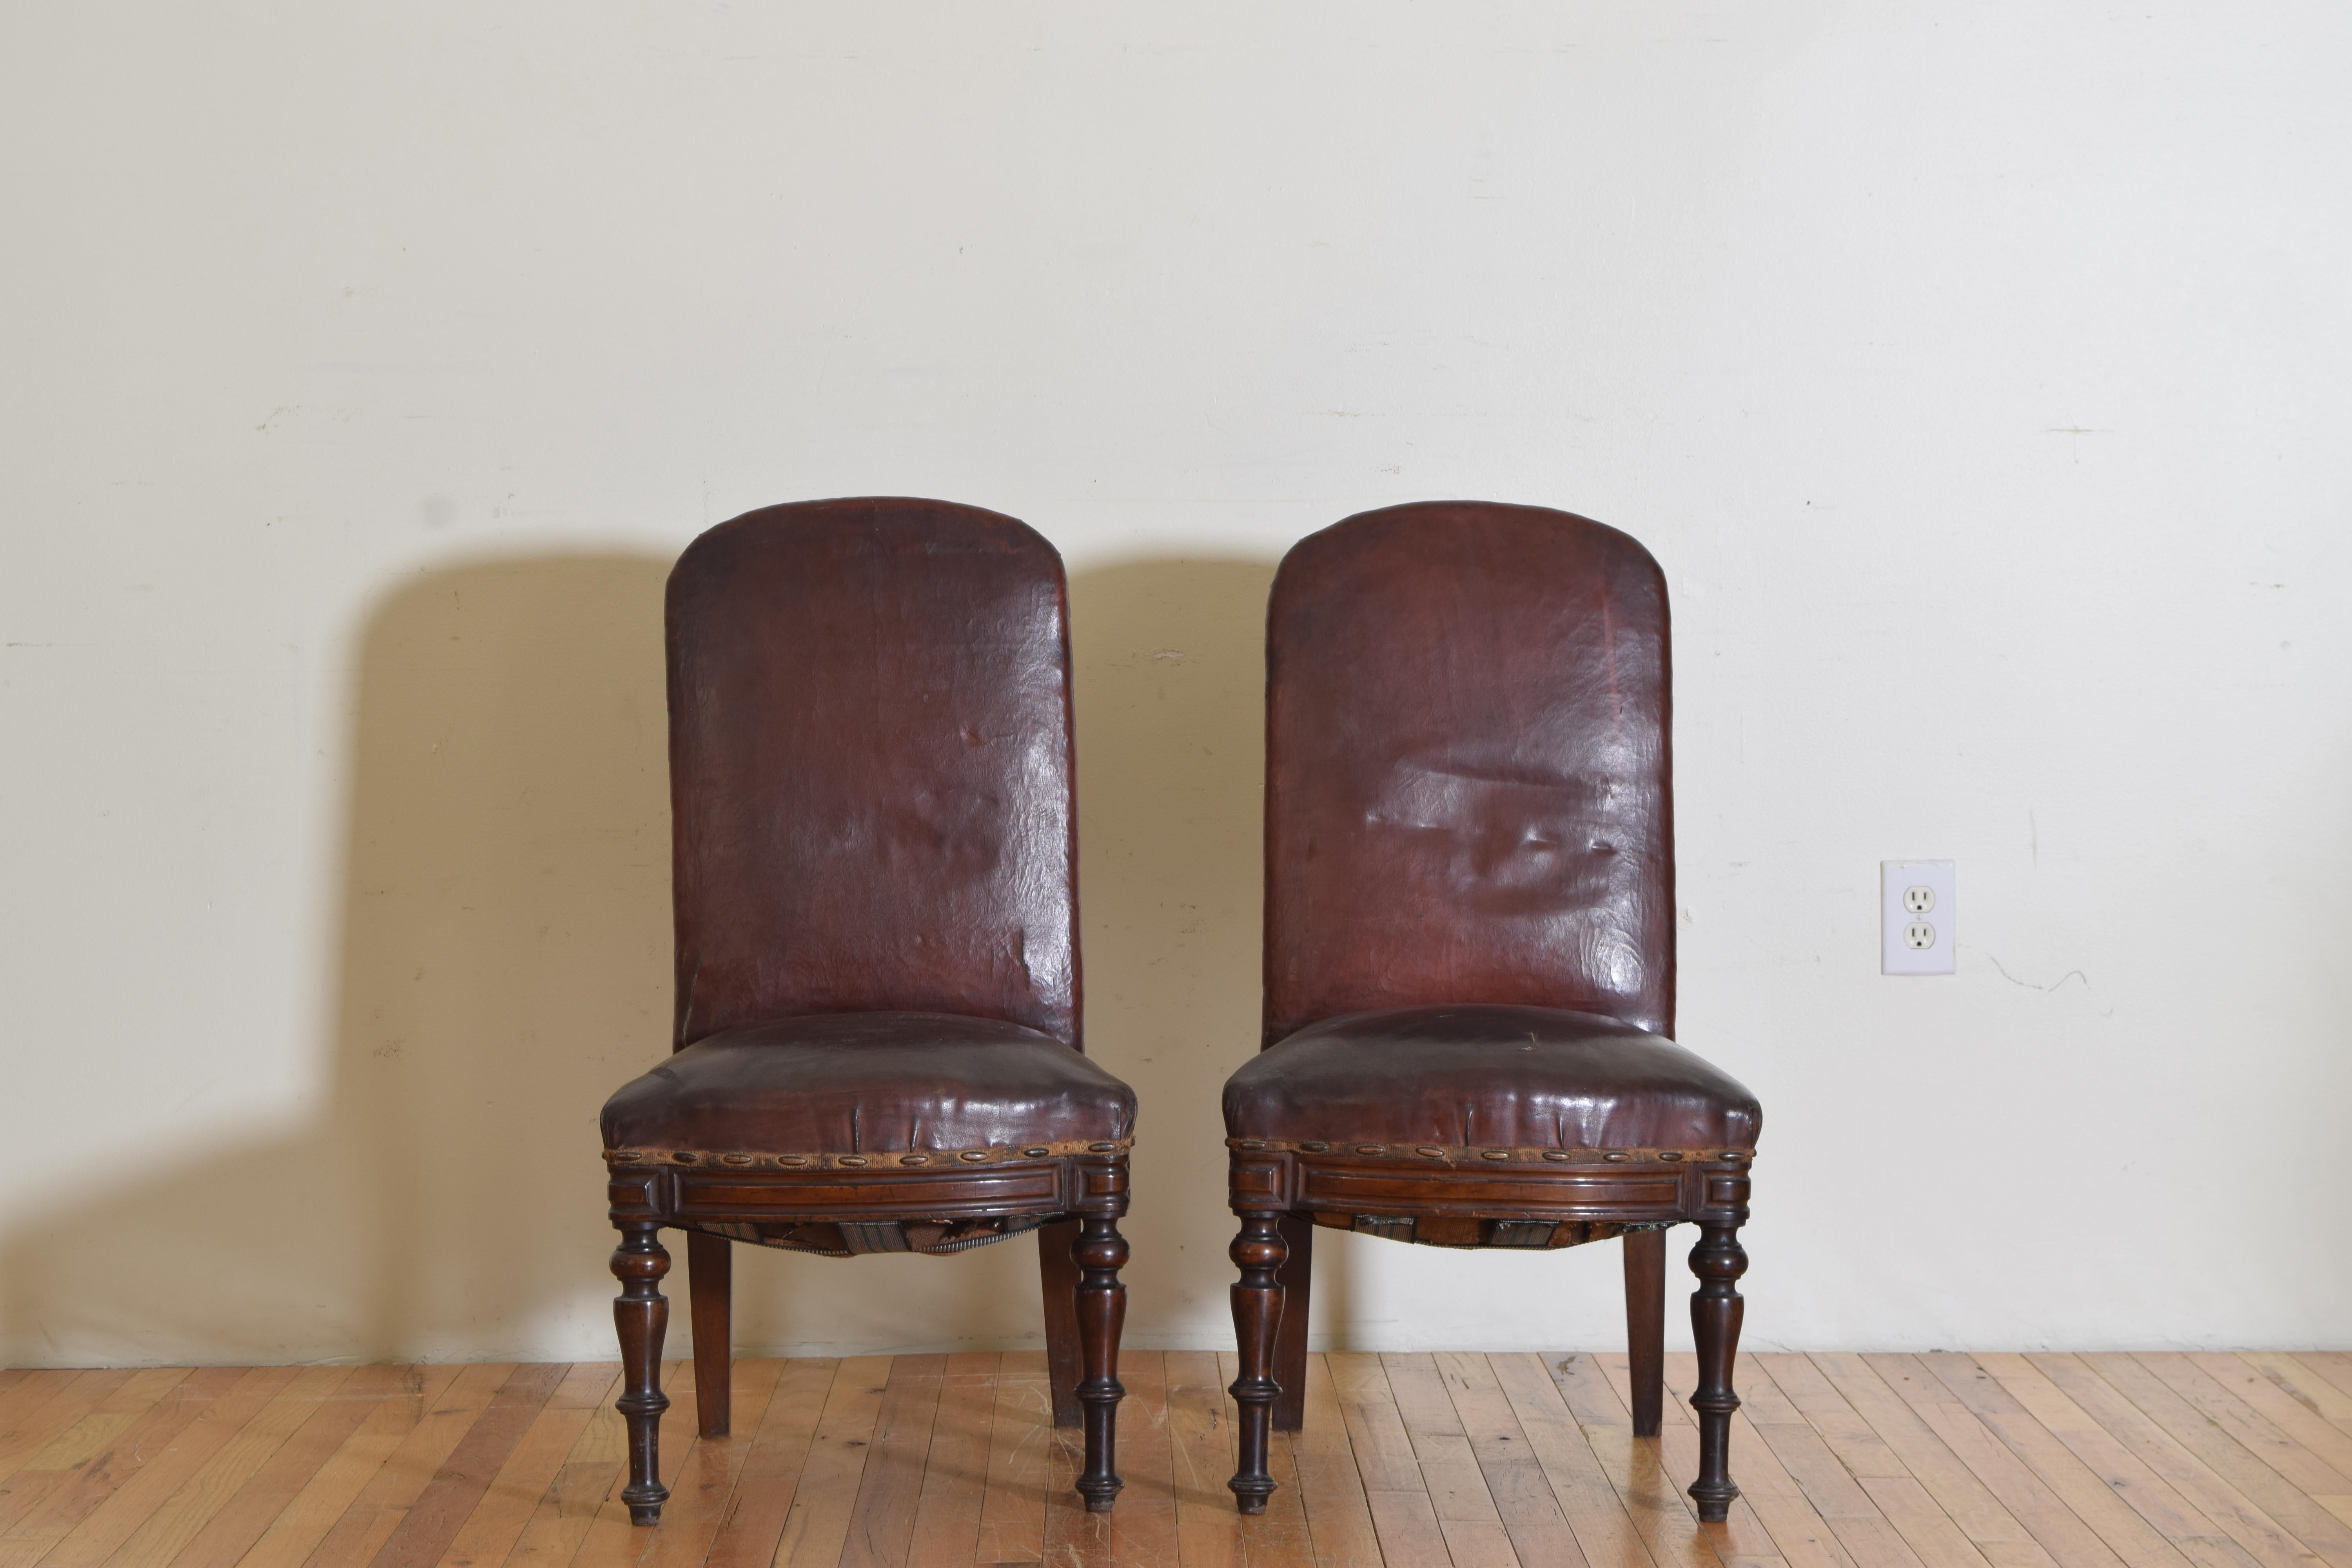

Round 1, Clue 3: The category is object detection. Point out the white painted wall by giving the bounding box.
[4,2,2347,1367]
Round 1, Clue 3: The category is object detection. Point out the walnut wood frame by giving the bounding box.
[1224,1143,1750,1519]
[607,1146,1131,1523]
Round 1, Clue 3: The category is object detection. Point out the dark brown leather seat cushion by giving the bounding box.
[602,1011,1136,1158]
[1223,1004,1759,1152]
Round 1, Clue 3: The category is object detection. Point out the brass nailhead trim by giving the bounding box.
[1221,1138,1748,1166]
[607,1139,1132,1172]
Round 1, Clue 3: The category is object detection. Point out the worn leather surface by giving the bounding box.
[604,1012,1136,1155]
[666,497,1081,1049]
[1262,501,1676,1045]
[1224,1005,1759,1151]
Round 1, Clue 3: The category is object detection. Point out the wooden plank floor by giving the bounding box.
[0,1354,2345,1568]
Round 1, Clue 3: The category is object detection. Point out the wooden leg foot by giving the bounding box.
[611,1223,671,1524]
[1227,1210,1286,1514]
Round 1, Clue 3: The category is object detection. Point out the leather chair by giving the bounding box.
[599,498,1135,1524]
[1221,501,1762,1520]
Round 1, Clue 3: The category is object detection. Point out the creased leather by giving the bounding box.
[1244,503,1760,1161]
[607,498,1127,1167]
[601,1012,1136,1156]
[1263,501,1676,1045]
[1223,1004,1760,1152]
[666,497,1081,1049]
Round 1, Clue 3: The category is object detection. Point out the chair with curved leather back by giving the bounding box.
[1221,501,1761,1520]
[599,498,1135,1524]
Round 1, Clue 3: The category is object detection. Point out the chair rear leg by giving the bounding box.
[1038,1216,1084,1428]
[1227,1210,1287,1513]
[1273,1215,1313,1432]
[611,1223,671,1525]
[687,1230,733,1437]
[1624,1226,1666,1437]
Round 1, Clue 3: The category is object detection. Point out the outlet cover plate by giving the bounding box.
[1882,860,1955,975]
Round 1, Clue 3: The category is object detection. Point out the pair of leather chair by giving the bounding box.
[597,496,1762,1529]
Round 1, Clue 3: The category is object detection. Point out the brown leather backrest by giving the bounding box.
[1263,501,1674,1046]
[667,497,1082,1049]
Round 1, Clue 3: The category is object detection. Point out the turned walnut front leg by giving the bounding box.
[611,1223,672,1525]
[1687,1166,1751,1522]
[1068,1151,1131,1512]
[1227,1210,1287,1514]
[1073,1213,1130,1510]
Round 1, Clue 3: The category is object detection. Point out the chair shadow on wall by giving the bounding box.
[0,554,679,1364]
[0,549,1326,1367]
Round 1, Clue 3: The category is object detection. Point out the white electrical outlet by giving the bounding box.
[1882,860,1955,975]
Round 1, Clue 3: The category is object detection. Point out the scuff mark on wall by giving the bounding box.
[1987,954,2087,993]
